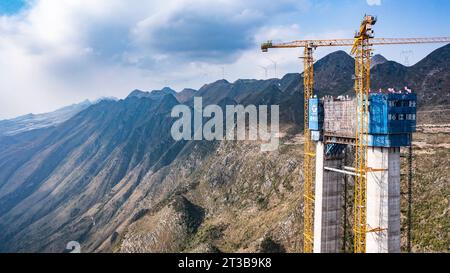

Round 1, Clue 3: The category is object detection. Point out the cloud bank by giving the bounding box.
[0,0,315,118]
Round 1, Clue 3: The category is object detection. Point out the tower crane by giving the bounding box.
[261,20,450,253]
[351,14,376,254]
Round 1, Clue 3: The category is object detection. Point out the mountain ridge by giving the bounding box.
[0,44,448,252]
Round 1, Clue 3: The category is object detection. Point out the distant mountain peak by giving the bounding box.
[127,89,150,98]
[313,50,355,96]
[314,50,354,72]
[281,73,300,80]
[176,88,197,103]
[329,50,350,56]
[234,79,258,84]
[198,80,231,93]
[127,87,177,100]
[320,50,352,60]
[413,43,450,68]
[180,88,197,93]
[207,79,230,86]
[92,97,117,104]
[160,87,177,95]
[371,54,388,68]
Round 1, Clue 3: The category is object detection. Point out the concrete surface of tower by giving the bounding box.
[309,91,417,253]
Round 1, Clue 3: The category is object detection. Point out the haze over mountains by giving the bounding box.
[0,44,448,252]
[0,97,118,137]
[0,100,93,137]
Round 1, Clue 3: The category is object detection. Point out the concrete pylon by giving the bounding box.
[366,147,401,253]
[313,141,344,253]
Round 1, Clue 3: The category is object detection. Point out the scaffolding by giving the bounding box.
[323,97,356,138]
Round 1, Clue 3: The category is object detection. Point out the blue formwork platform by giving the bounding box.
[308,97,323,131]
[367,133,413,147]
[308,93,417,147]
[369,93,417,135]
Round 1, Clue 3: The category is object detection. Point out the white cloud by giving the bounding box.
[0,0,311,119]
[0,0,347,119]
[366,0,381,6]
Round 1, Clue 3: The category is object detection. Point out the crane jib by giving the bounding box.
[261,37,450,51]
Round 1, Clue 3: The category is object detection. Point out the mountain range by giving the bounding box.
[0,44,448,252]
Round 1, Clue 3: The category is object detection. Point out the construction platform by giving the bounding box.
[309,92,416,146]
[308,91,416,253]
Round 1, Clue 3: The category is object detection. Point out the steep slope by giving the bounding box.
[115,124,449,253]
[196,79,234,105]
[407,43,450,106]
[114,131,305,253]
[193,78,282,106]
[313,50,355,97]
[371,61,409,90]
[285,44,450,108]
[119,195,205,253]
[371,44,450,106]
[0,93,184,252]
[241,84,282,105]
[278,73,302,94]
[400,129,450,252]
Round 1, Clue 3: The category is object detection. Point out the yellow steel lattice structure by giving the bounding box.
[352,15,376,253]
[261,18,449,253]
[302,46,315,253]
[261,37,450,50]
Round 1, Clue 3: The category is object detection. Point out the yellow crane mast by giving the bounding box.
[301,45,316,253]
[261,28,450,253]
[351,14,376,253]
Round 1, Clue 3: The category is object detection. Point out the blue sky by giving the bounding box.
[0,0,449,119]
[0,0,26,15]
